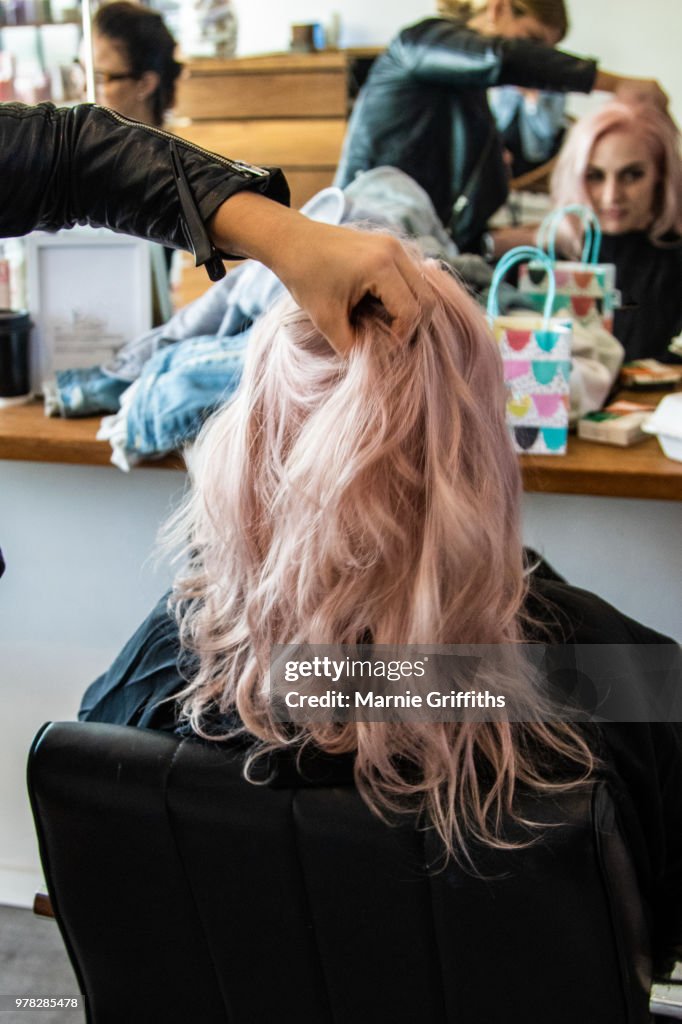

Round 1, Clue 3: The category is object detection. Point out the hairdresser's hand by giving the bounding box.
[275,218,436,355]
[594,71,668,110]
[209,191,434,355]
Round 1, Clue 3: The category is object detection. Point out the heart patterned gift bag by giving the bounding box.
[488,246,572,455]
[518,204,619,333]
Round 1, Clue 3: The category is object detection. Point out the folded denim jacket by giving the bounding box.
[98,331,250,470]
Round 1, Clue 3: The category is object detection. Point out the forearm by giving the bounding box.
[486,224,539,261]
[208,191,310,271]
[0,103,289,272]
[404,20,596,93]
[593,70,668,107]
[496,39,597,94]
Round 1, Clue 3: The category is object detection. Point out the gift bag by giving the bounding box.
[488,246,572,455]
[518,204,619,333]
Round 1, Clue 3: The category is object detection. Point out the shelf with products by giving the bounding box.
[0,0,91,319]
[0,0,92,104]
[0,0,82,25]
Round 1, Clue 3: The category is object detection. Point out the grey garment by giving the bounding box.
[341,168,533,313]
[342,166,459,262]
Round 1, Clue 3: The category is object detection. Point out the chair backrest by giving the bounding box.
[28,721,653,1024]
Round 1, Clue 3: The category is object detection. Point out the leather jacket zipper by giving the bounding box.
[97,104,272,280]
[97,105,270,180]
[169,140,225,280]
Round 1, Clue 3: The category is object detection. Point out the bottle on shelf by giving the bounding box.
[0,246,11,310]
[0,52,15,102]
[6,239,28,312]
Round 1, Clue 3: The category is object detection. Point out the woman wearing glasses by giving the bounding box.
[91,1,182,127]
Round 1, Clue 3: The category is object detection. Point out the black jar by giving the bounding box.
[0,309,32,403]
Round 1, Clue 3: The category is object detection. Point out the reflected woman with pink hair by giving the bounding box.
[550,101,682,361]
[82,247,682,972]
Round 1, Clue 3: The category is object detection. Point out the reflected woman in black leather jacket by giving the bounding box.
[0,102,433,355]
[334,0,668,253]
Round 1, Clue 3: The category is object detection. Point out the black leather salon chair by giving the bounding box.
[28,720,660,1024]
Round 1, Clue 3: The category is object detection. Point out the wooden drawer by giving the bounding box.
[175,53,348,120]
[283,169,337,209]
[171,119,344,208]
[172,118,345,168]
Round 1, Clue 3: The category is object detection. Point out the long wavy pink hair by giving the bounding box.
[551,101,682,245]
[166,251,593,859]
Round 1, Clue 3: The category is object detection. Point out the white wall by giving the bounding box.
[235,0,423,54]
[234,1,682,123]
[0,460,184,907]
[563,0,682,123]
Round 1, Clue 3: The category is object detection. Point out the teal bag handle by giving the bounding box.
[538,203,602,263]
[487,246,556,325]
[537,207,593,263]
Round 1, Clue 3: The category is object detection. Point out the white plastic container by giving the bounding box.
[642,393,682,462]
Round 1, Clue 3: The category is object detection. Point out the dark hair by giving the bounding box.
[93,1,183,125]
[439,0,569,40]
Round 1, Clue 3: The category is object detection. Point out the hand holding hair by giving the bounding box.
[208,190,435,356]
[593,71,668,111]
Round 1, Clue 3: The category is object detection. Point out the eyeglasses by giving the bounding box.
[76,62,139,86]
[93,70,139,86]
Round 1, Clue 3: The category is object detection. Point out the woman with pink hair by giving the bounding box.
[550,101,682,361]
[81,249,682,979]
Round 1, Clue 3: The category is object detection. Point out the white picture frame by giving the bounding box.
[25,226,154,391]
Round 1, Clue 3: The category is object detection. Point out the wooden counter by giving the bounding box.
[2,400,680,500]
[519,433,682,500]
[0,401,182,470]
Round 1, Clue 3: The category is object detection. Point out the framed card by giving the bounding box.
[25,226,154,391]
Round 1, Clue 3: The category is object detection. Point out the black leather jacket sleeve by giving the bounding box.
[393,18,597,93]
[0,102,290,277]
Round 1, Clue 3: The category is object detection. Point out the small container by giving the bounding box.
[290,23,318,52]
[0,258,10,309]
[642,393,682,462]
[326,12,341,50]
[0,309,32,406]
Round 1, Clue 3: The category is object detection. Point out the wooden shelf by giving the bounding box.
[171,118,345,168]
[171,118,345,211]
[2,400,681,498]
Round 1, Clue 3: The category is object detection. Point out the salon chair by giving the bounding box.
[28,720,668,1024]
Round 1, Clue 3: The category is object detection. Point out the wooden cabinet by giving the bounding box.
[170,50,377,211]
[173,52,348,121]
